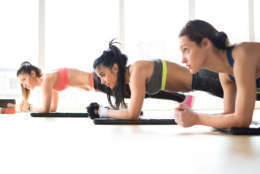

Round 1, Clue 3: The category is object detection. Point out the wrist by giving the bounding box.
[98,106,108,117]
[28,104,33,112]
[194,112,200,125]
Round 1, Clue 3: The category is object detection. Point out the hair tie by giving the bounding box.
[21,61,31,66]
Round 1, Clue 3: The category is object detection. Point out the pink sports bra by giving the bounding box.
[53,68,69,91]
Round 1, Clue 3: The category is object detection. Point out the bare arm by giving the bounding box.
[219,73,236,114]
[31,76,56,113]
[106,65,146,119]
[196,50,256,128]
[50,90,58,112]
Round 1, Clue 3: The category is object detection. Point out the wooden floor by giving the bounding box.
[0,110,260,174]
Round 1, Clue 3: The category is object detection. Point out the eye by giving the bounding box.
[184,48,190,54]
[99,73,105,78]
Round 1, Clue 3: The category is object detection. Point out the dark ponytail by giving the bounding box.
[93,40,128,109]
[179,19,229,50]
[17,61,42,101]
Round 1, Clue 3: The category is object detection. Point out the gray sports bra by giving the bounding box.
[145,59,167,95]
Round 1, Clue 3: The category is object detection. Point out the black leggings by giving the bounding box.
[93,69,224,103]
[145,69,224,102]
[192,69,223,98]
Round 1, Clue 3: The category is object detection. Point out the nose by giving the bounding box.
[101,78,106,85]
[181,55,187,64]
[25,84,30,89]
[22,83,27,88]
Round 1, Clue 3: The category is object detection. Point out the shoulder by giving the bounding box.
[233,42,258,58]
[43,72,57,86]
[129,60,154,80]
[132,60,151,67]
[232,43,259,68]
[130,60,153,72]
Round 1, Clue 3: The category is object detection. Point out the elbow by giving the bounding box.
[234,121,251,128]
[232,115,252,128]
[40,109,50,113]
[50,108,57,112]
[50,107,57,112]
[126,111,140,120]
[41,107,52,113]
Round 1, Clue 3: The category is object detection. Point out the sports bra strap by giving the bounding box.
[227,46,235,67]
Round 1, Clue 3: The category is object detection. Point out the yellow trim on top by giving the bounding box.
[161,60,167,90]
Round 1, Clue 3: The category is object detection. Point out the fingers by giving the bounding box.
[179,103,187,109]
[20,100,30,112]
[174,105,191,127]
[174,103,188,112]
[20,101,30,112]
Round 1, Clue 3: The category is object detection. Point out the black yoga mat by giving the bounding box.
[31,112,176,125]
[217,121,260,135]
[31,112,89,117]
[94,118,177,125]
[0,99,16,107]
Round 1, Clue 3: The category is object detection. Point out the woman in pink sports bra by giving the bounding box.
[17,61,94,112]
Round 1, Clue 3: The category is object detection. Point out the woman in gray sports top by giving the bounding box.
[87,40,223,120]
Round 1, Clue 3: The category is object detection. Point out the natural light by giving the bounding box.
[0,0,258,111]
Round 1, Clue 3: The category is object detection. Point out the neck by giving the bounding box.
[36,74,44,87]
[203,48,233,74]
[124,66,130,84]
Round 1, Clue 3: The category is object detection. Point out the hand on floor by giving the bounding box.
[174,103,198,127]
[20,100,30,112]
[86,102,110,119]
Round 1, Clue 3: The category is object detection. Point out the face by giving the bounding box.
[95,64,118,89]
[18,71,38,90]
[179,36,207,74]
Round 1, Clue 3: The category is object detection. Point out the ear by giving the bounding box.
[30,71,36,77]
[201,38,211,48]
[112,63,119,74]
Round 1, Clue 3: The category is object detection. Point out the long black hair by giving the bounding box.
[17,61,42,100]
[179,19,229,50]
[93,40,128,109]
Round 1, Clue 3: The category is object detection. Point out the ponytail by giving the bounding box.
[179,20,229,50]
[93,40,128,109]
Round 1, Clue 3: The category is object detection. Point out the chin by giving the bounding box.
[189,68,199,74]
[110,84,117,89]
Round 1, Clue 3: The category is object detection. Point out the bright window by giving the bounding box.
[45,0,119,110]
[124,0,189,64]
[195,0,249,44]
[45,0,119,71]
[0,0,38,98]
[255,0,260,41]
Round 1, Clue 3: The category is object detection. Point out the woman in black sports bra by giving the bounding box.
[176,19,260,128]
